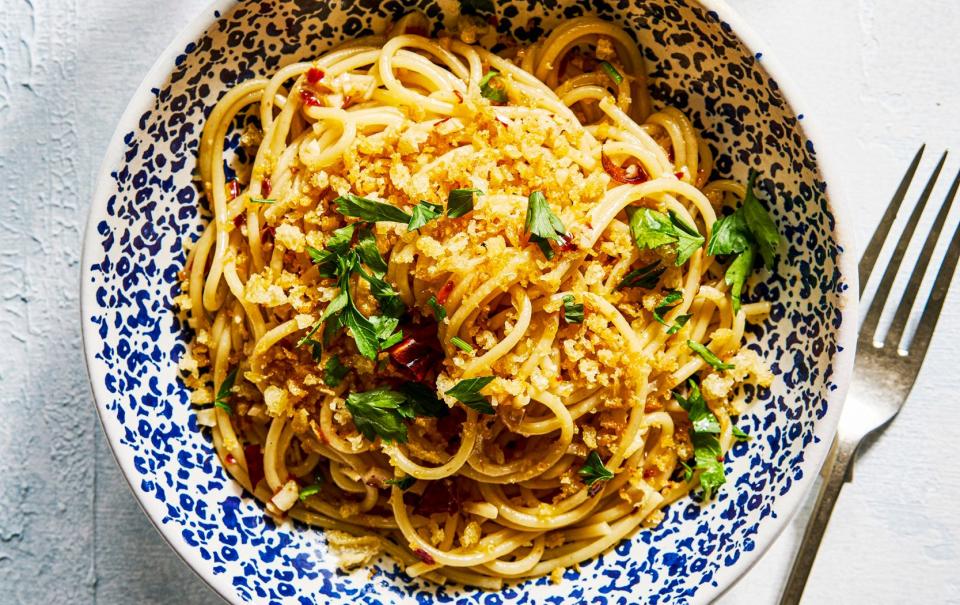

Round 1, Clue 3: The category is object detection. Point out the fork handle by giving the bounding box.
[778,436,859,605]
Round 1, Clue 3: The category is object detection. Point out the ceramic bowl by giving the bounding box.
[81,0,857,602]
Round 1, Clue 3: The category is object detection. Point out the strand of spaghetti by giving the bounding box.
[383,411,479,480]
[460,287,531,376]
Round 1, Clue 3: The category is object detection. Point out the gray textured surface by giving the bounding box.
[1,1,958,603]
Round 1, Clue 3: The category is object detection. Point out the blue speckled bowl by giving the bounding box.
[81,1,858,602]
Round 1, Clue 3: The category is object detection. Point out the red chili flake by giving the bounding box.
[410,479,460,516]
[675,171,685,180]
[341,95,354,109]
[261,176,272,197]
[412,548,435,565]
[244,444,265,489]
[306,67,324,84]
[453,90,463,104]
[556,233,577,252]
[233,213,246,228]
[227,179,240,200]
[588,482,604,497]
[300,88,322,107]
[435,280,456,305]
[405,26,428,36]
[387,323,443,382]
[643,467,658,479]
[432,116,451,130]
[261,225,275,242]
[601,152,649,184]
[225,454,236,465]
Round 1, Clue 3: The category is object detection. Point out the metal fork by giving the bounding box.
[779,146,960,605]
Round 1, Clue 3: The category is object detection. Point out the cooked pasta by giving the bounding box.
[176,13,778,588]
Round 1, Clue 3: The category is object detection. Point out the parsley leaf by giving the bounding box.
[693,433,726,499]
[445,376,495,414]
[356,265,405,319]
[398,381,448,418]
[343,303,380,360]
[369,315,403,349]
[674,380,726,499]
[214,366,238,414]
[345,388,411,443]
[334,193,412,223]
[617,261,664,290]
[407,200,443,231]
[599,61,623,85]
[705,171,780,312]
[525,191,567,260]
[447,188,483,218]
[450,336,474,353]
[479,70,507,103]
[427,295,446,321]
[307,224,355,278]
[355,225,388,276]
[706,209,751,256]
[741,170,780,269]
[653,290,683,325]
[386,476,417,490]
[725,247,754,314]
[732,426,751,441]
[687,340,735,371]
[673,380,721,435]
[666,314,692,335]
[250,197,275,204]
[629,208,704,265]
[670,212,706,265]
[578,451,614,485]
[680,459,694,482]
[323,355,349,387]
[562,294,584,324]
[299,484,323,500]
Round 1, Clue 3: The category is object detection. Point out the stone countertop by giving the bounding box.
[1,1,958,603]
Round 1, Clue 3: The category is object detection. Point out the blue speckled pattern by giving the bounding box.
[81,1,853,603]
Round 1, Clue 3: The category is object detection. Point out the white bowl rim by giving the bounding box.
[79,1,859,602]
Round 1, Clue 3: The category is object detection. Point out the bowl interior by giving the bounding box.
[82,0,853,602]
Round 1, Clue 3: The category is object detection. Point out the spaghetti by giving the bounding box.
[177,13,778,588]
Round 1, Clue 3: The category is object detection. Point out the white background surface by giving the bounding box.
[1,1,959,603]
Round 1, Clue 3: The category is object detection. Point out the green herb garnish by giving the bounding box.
[345,384,447,443]
[323,355,349,387]
[427,295,447,321]
[525,191,567,259]
[599,61,623,85]
[617,261,664,290]
[578,451,614,485]
[479,70,507,103]
[445,376,495,414]
[562,294,584,324]
[299,484,323,500]
[250,197,275,204]
[213,366,238,414]
[407,200,443,231]
[450,336,474,353]
[706,170,780,312]
[629,208,704,265]
[334,193,412,223]
[447,188,483,218]
[386,476,417,490]
[687,340,735,371]
[673,380,725,499]
[666,314,692,335]
[732,426,751,441]
[653,290,683,325]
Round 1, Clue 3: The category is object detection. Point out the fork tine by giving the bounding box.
[861,151,948,341]
[859,145,926,297]
[902,176,960,358]
[886,166,960,351]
